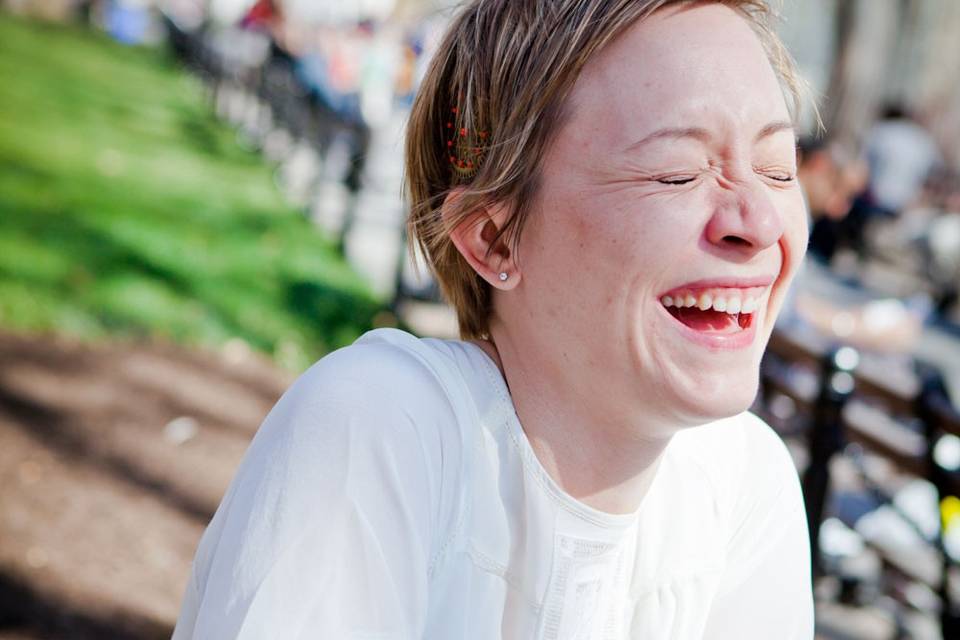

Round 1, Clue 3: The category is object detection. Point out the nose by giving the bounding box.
[704,180,784,254]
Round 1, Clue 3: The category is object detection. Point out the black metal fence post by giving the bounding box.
[802,346,857,577]
[915,362,960,638]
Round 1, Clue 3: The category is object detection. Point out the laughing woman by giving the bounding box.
[174,1,814,638]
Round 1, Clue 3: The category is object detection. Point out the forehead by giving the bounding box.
[566,3,789,140]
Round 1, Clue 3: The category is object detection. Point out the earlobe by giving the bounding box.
[441,191,520,289]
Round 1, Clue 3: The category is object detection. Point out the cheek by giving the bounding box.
[781,193,809,270]
[517,202,600,306]
[529,193,621,280]
[531,186,705,307]
[589,196,697,271]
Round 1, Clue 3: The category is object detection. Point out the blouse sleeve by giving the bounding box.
[172,342,459,640]
[701,413,815,640]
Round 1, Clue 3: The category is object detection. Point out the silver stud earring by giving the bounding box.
[498,272,509,281]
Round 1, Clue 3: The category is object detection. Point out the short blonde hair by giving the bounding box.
[405,0,804,340]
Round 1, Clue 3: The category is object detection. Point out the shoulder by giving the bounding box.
[673,411,796,479]
[221,328,474,525]
[264,328,466,443]
[711,410,795,461]
[192,329,470,575]
[669,412,801,522]
[697,415,814,632]
[717,413,806,546]
[231,331,475,527]
[295,328,455,404]
[730,411,800,491]
[178,330,470,637]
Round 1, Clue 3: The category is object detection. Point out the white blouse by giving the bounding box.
[173,327,814,639]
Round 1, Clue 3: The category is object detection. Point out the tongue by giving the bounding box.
[670,307,741,333]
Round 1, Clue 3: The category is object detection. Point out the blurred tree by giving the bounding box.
[822,0,960,169]
[822,0,899,148]
[912,0,960,170]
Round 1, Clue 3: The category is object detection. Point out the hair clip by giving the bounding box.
[445,107,487,179]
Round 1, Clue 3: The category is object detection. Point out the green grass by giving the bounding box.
[0,14,386,371]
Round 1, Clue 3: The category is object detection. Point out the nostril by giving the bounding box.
[722,235,751,247]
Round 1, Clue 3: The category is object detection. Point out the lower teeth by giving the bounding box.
[666,306,752,331]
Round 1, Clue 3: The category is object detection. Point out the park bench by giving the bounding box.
[757,326,960,638]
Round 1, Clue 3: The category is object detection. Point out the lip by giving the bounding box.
[657,275,776,298]
[655,274,775,351]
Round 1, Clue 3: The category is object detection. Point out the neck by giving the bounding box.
[475,326,673,516]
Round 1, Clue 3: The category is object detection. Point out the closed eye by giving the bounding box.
[657,176,696,185]
[766,174,795,183]
[754,166,796,183]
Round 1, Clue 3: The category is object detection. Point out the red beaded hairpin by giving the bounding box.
[445,106,488,179]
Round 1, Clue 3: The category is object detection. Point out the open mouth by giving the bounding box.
[659,287,766,335]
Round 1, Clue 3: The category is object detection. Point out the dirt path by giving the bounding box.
[0,331,293,639]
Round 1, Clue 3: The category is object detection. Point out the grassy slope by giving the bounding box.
[0,14,383,370]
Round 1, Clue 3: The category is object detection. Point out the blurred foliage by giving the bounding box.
[0,13,384,371]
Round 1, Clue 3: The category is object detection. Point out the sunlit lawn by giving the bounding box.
[0,13,384,370]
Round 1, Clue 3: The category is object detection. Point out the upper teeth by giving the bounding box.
[661,293,759,314]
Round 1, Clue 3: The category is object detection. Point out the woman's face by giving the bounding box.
[512,3,806,429]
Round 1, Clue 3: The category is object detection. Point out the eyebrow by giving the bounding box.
[623,120,795,153]
[623,127,710,153]
[754,120,795,142]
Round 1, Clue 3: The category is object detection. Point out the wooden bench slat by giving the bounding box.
[842,401,927,476]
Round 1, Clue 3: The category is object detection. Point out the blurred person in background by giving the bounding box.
[798,136,868,263]
[864,102,942,219]
[895,168,960,319]
[785,139,928,352]
[238,0,279,32]
[393,35,421,108]
[838,102,943,260]
[173,1,814,638]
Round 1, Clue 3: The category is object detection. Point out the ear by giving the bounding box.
[442,188,520,290]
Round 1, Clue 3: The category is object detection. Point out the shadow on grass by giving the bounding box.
[0,158,53,183]
[0,195,381,362]
[175,106,235,159]
[286,279,381,347]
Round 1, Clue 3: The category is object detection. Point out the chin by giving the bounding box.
[639,302,768,428]
[669,366,760,427]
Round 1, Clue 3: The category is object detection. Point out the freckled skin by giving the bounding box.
[494,3,807,434]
